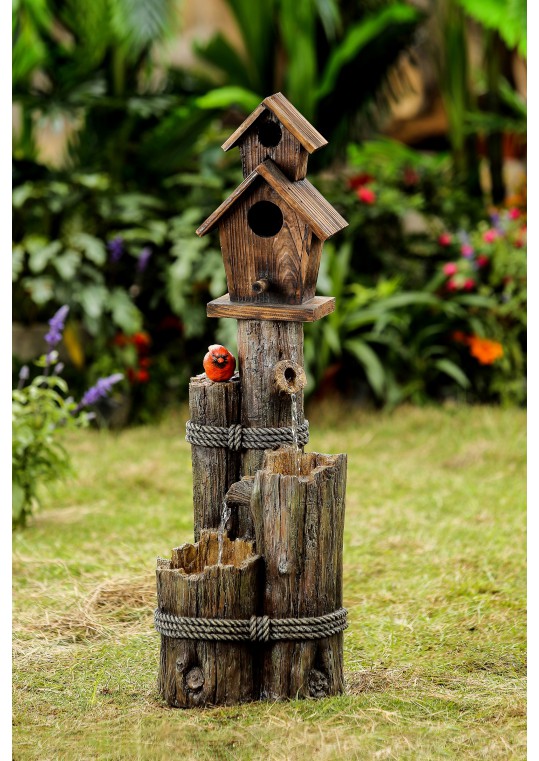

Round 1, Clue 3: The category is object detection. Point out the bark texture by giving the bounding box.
[189,374,241,540]
[156,531,262,707]
[237,320,304,476]
[250,447,347,700]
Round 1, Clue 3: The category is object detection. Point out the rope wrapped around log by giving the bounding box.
[154,607,347,642]
[185,420,309,451]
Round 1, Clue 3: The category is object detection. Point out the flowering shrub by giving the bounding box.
[12,306,123,528]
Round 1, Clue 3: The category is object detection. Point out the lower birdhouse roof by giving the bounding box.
[221,93,328,154]
[196,159,348,242]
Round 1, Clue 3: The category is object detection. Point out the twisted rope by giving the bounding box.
[154,607,347,642]
[186,420,309,451]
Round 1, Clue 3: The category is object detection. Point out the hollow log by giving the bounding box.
[156,531,262,707]
[250,447,347,700]
[189,374,241,540]
[237,320,304,476]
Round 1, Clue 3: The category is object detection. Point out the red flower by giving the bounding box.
[136,369,150,383]
[463,278,476,291]
[508,207,520,220]
[438,233,452,246]
[357,186,376,204]
[477,255,489,268]
[443,262,458,276]
[446,278,458,292]
[133,332,151,350]
[348,173,374,189]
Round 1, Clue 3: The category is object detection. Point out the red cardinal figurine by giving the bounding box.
[203,344,236,382]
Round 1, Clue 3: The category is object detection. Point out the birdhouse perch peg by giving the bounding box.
[197,92,348,323]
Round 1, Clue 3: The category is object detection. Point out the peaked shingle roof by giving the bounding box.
[221,92,328,154]
[196,159,347,241]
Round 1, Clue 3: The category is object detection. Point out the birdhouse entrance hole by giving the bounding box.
[258,120,282,148]
[247,201,283,237]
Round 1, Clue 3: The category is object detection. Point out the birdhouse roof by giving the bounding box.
[196,159,348,242]
[221,92,328,154]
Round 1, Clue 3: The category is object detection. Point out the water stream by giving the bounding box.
[217,501,232,565]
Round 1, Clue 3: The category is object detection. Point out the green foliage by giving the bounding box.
[455,0,526,57]
[12,358,90,528]
[194,0,423,160]
[304,140,526,406]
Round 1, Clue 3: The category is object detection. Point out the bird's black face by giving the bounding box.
[212,352,229,366]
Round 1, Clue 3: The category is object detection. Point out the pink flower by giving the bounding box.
[463,278,476,291]
[477,255,489,268]
[443,262,458,276]
[461,244,474,258]
[438,233,452,246]
[357,187,376,204]
[508,208,520,220]
[483,229,498,243]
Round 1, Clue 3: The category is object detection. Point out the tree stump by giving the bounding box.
[237,320,304,476]
[156,531,262,707]
[250,447,347,699]
[189,374,241,540]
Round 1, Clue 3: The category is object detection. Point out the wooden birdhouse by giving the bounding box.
[221,92,328,181]
[196,93,347,323]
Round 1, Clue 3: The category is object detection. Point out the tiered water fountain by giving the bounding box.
[155,93,349,707]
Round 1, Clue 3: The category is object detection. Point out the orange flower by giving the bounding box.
[468,336,503,365]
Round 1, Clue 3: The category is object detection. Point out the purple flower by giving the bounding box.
[77,373,124,410]
[108,236,124,263]
[53,362,64,375]
[137,247,152,272]
[44,305,69,348]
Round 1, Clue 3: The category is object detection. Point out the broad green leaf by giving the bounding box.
[22,276,54,305]
[69,233,107,265]
[78,284,108,320]
[344,339,386,399]
[435,358,471,388]
[109,289,143,334]
[12,245,25,280]
[195,87,261,113]
[54,250,81,280]
[317,4,421,99]
[26,238,62,273]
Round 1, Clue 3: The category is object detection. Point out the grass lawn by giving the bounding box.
[12,403,526,760]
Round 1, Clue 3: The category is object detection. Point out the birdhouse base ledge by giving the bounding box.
[206,294,335,322]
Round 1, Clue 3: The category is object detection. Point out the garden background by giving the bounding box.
[12,0,527,758]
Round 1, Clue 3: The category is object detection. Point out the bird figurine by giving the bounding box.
[203,344,236,382]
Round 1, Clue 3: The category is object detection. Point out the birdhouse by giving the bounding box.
[221,92,328,182]
[197,93,347,322]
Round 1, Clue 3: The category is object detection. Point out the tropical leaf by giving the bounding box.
[195,87,261,113]
[455,0,526,56]
[434,358,471,388]
[344,339,387,399]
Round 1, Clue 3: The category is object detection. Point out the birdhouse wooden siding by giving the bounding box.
[222,93,328,182]
[197,159,346,305]
[197,93,347,322]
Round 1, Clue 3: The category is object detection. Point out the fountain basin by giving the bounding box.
[156,530,262,707]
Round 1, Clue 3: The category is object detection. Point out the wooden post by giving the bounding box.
[237,320,304,476]
[189,374,241,540]
[156,531,262,707]
[250,447,347,700]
